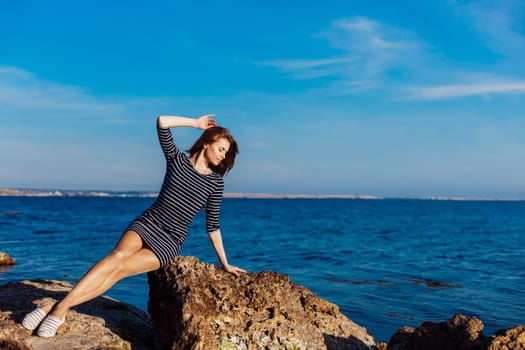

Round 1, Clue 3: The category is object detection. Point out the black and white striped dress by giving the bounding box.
[126,124,224,267]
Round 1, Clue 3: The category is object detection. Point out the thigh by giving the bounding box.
[113,230,145,257]
[120,248,161,278]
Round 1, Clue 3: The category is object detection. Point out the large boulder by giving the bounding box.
[147,256,377,350]
[0,279,153,350]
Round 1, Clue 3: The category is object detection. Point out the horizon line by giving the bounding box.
[0,188,524,202]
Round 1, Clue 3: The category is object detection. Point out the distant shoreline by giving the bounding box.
[0,188,523,201]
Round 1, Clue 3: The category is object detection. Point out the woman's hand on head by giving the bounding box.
[223,264,247,278]
[195,114,217,130]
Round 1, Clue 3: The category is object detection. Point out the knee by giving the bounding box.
[105,250,127,269]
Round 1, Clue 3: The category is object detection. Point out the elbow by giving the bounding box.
[208,228,220,236]
[157,116,171,129]
[157,116,165,128]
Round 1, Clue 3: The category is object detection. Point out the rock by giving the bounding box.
[0,252,16,266]
[386,326,415,350]
[0,279,153,350]
[486,325,525,350]
[387,314,525,350]
[387,314,486,350]
[375,341,388,350]
[147,256,377,350]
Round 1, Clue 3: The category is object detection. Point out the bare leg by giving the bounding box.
[65,248,158,308]
[49,230,160,319]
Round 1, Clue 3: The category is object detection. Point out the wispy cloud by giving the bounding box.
[259,16,429,93]
[405,0,525,100]
[0,65,185,127]
[405,81,525,100]
[451,0,525,60]
[258,57,356,80]
[259,12,525,100]
[321,17,425,52]
[260,57,355,71]
[0,65,169,190]
[0,66,122,114]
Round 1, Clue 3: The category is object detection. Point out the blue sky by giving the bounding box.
[1,0,524,198]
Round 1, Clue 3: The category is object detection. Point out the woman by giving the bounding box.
[22,114,246,337]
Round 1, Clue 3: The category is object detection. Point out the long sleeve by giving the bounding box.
[206,179,224,234]
[156,124,182,162]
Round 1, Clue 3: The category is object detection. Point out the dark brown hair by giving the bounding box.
[188,126,239,176]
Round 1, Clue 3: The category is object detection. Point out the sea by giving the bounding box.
[1,196,524,342]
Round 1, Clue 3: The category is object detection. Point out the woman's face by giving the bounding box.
[204,137,231,166]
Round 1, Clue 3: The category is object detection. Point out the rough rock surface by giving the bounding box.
[387,314,485,350]
[148,256,377,350]
[387,314,525,350]
[0,279,153,350]
[0,252,16,266]
[486,325,525,350]
[2,261,523,350]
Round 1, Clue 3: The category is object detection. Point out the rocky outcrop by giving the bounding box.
[0,252,16,266]
[387,314,525,350]
[0,279,153,350]
[387,314,485,350]
[1,258,523,350]
[148,256,378,350]
[486,325,525,350]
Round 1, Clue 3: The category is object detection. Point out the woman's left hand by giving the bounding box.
[223,264,247,278]
[195,114,217,130]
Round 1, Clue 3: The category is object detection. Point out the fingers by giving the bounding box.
[230,267,248,278]
[198,114,217,129]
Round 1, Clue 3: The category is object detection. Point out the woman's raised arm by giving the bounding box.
[157,114,217,130]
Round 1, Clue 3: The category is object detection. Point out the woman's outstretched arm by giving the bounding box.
[208,229,247,277]
[157,114,216,129]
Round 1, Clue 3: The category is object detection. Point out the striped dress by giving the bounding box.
[126,124,224,267]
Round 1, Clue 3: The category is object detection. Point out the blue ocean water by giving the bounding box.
[1,197,524,342]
